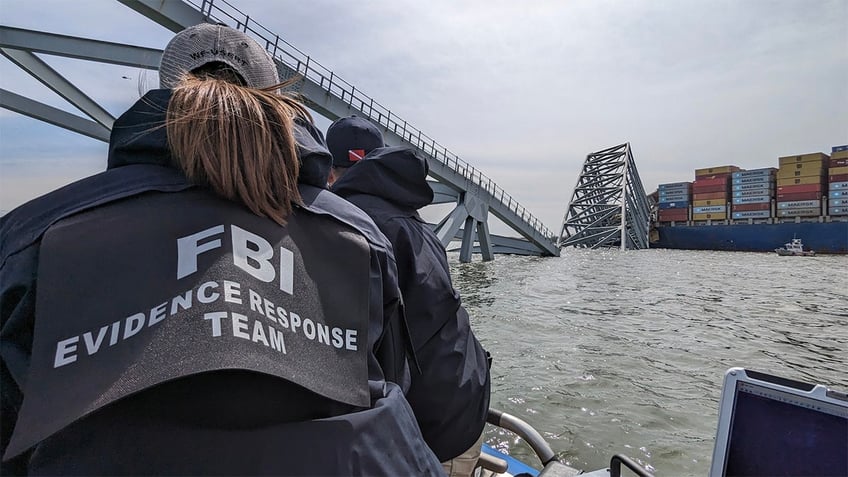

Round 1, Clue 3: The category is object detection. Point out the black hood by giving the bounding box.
[330,146,434,210]
[107,89,332,187]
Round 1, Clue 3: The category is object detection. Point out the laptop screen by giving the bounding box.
[710,368,848,477]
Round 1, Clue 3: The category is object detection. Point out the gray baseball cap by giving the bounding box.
[159,23,280,89]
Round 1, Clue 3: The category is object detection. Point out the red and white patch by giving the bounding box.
[348,149,365,162]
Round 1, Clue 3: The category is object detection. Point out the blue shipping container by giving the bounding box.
[731,168,776,179]
[829,190,848,198]
[828,181,848,189]
[829,198,848,207]
[659,201,689,209]
[733,182,774,191]
[733,188,774,198]
[732,175,772,185]
[832,145,848,153]
[778,200,820,209]
[733,196,771,204]
[659,193,690,202]
[693,206,726,213]
[732,210,772,219]
[658,182,691,190]
[829,207,848,216]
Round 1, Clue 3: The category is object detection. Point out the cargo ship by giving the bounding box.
[650,145,848,254]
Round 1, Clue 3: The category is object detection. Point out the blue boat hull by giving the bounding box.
[652,221,848,254]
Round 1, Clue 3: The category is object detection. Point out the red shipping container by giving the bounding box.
[694,177,730,187]
[776,191,824,201]
[693,191,728,200]
[830,173,848,183]
[658,210,688,221]
[693,184,730,194]
[776,183,823,194]
[830,158,848,168]
[732,203,771,211]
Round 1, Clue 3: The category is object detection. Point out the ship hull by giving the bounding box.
[652,221,848,254]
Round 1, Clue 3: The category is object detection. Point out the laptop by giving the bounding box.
[710,367,848,477]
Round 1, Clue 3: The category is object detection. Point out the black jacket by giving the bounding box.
[0,90,442,476]
[331,146,491,461]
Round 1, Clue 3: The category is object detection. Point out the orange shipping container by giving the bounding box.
[693,199,727,206]
[692,212,727,220]
[693,191,728,200]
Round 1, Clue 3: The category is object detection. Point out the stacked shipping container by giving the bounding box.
[657,182,690,222]
[654,145,848,224]
[691,165,739,221]
[776,152,828,219]
[731,168,776,220]
[829,145,848,216]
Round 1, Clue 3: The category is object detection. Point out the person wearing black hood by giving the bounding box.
[327,116,492,477]
[0,24,442,476]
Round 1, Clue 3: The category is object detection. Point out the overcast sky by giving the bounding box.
[1,0,846,232]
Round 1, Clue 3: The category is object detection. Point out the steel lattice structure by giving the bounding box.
[556,143,651,250]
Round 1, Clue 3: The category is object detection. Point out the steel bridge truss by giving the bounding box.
[0,0,560,262]
[556,143,651,250]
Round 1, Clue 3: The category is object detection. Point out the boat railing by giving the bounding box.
[187,0,554,240]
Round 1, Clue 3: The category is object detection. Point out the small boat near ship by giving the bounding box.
[774,237,815,256]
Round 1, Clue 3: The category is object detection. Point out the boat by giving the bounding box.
[651,221,847,254]
[479,409,652,477]
[649,145,848,254]
[774,237,815,256]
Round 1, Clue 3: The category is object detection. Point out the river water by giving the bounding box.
[451,248,847,476]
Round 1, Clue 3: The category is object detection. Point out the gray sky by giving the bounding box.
[1,0,846,232]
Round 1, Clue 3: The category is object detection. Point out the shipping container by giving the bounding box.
[692,212,727,220]
[829,166,848,176]
[732,182,774,191]
[777,208,821,217]
[776,167,825,181]
[658,201,689,209]
[777,200,821,209]
[658,191,690,200]
[732,210,772,219]
[732,188,774,198]
[694,176,730,187]
[778,152,829,166]
[658,212,689,222]
[731,168,776,179]
[693,191,729,200]
[693,206,726,214]
[830,173,848,183]
[776,183,823,194]
[829,198,848,207]
[828,181,848,190]
[830,157,848,168]
[832,145,848,153]
[733,196,771,204]
[732,175,772,185]
[776,191,824,202]
[693,199,727,207]
[776,176,825,186]
[829,190,848,199]
[695,165,740,177]
[692,184,729,194]
[732,202,771,211]
[829,207,848,216]
[658,182,692,190]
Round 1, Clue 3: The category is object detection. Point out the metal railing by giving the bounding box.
[189,0,554,240]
